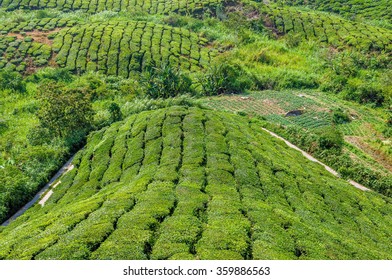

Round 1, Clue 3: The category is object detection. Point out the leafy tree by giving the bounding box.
[36,82,94,139]
[108,102,122,123]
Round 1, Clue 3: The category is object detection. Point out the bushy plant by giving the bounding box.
[317,126,344,150]
[332,108,350,124]
[28,68,74,83]
[141,63,193,99]
[0,69,26,92]
[34,81,94,140]
[344,80,385,106]
[198,63,252,96]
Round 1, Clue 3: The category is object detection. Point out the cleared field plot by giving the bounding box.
[261,4,392,51]
[0,0,223,14]
[0,19,213,75]
[201,91,386,137]
[202,91,332,130]
[0,106,391,260]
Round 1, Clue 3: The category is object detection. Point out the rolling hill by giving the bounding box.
[0,106,391,260]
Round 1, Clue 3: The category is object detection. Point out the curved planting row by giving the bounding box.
[0,107,391,260]
[0,18,78,34]
[261,5,392,51]
[0,0,223,14]
[267,0,392,23]
[0,19,213,75]
[0,18,77,72]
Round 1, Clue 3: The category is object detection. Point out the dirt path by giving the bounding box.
[1,155,75,227]
[262,128,371,192]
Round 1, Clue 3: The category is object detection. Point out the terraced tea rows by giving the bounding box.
[261,5,392,51]
[268,0,392,23]
[0,0,223,14]
[0,107,391,260]
[53,21,213,76]
[0,18,78,33]
[0,18,77,72]
[0,19,213,75]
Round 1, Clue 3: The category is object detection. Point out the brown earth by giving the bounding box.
[345,136,392,172]
[8,28,61,46]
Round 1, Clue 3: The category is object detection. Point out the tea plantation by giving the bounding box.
[260,4,392,51]
[0,0,223,14]
[0,18,212,75]
[269,0,392,23]
[0,107,391,260]
[0,0,391,260]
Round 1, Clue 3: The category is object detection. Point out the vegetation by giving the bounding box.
[0,0,223,15]
[259,4,392,51]
[141,63,193,98]
[269,0,392,26]
[201,90,392,197]
[0,107,391,260]
[0,0,391,260]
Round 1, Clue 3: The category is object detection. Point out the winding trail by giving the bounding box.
[1,155,75,227]
[262,128,371,192]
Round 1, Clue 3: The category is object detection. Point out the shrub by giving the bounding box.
[29,68,74,83]
[108,102,122,123]
[317,126,344,151]
[0,69,26,92]
[198,63,252,96]
[140,62,193,99]
[35,81,94,140]
[332,108,350,124]
[344,80,385,106]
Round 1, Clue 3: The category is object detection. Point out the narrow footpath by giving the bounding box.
[1,155,75,226]
[262,128,371,192]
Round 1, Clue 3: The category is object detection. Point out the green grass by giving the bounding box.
[0,0,391,261]
[0,106,391,260]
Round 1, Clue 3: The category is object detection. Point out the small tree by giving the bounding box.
[108,102,122,123]
[36,82,94,140]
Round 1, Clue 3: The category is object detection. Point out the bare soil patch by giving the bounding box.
[8,28,61,46]
[345,136,392,172]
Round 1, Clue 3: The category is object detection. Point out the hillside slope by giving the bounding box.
[0,106,391,260]
[268,0,392,24]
